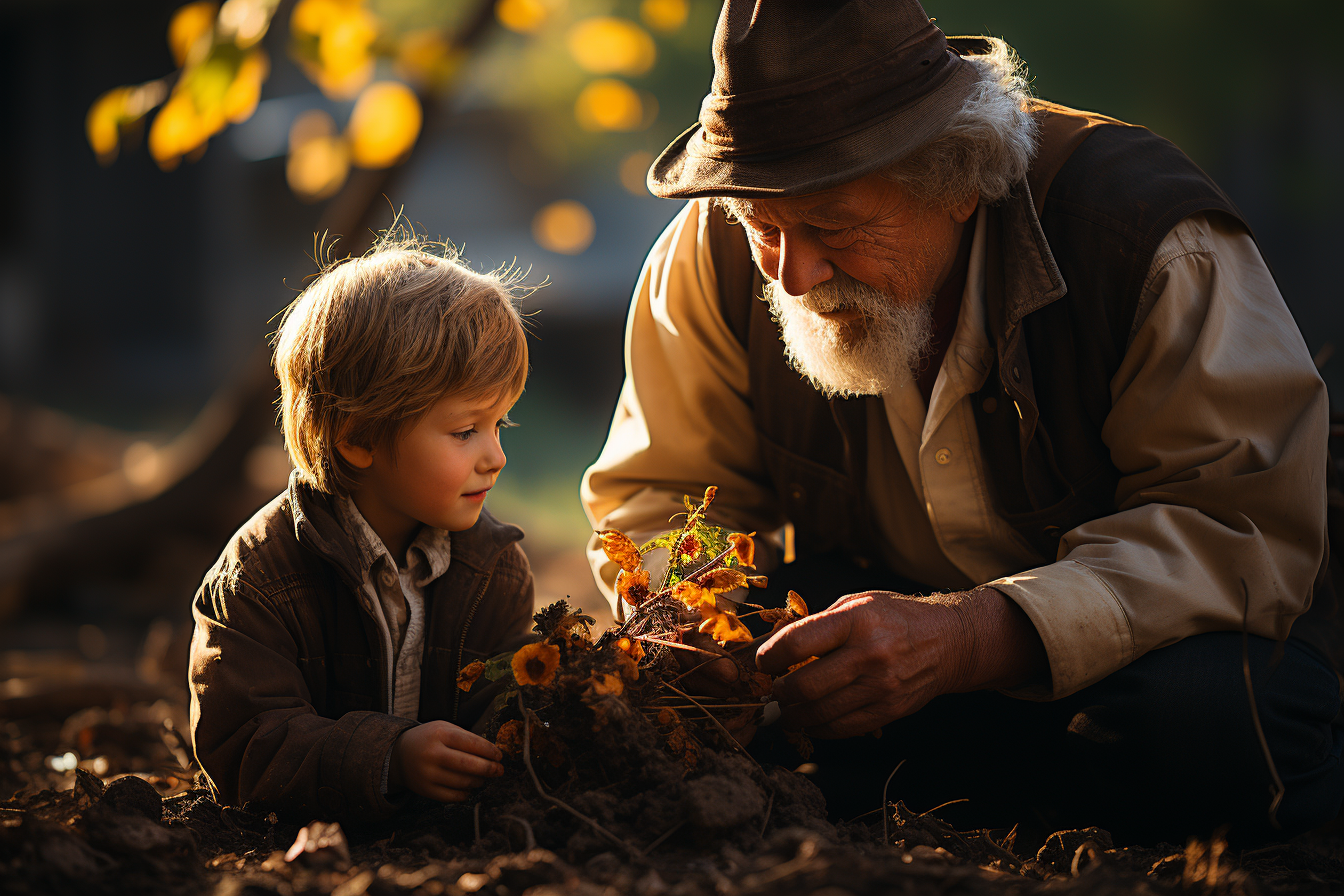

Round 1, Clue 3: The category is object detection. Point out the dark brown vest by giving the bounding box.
[710,101,1340,664]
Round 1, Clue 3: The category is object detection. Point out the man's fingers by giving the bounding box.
[768,648,858,706]
[776,680,873,730]
[757,606,856,674]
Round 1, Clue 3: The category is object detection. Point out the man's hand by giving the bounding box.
[388,721,505,802]
[755,587,1047,738]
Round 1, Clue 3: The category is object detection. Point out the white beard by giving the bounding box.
[765,271,934,398]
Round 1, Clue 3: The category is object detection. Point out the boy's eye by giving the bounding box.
[451,428,475,441]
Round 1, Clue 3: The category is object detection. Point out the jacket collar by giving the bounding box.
[985,179,1067,346]
[286,473,525,590]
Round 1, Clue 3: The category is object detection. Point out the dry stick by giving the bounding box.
[1240,577,1286,829]
[639,636,723,658]
[759,788,775,838]
[661,682,763,771]
[501,814,537,851]
[919,797,970,817]
[980,831,1021,869]
[644,819,687,855]
[881,760,907,847]
[517,693,643,859]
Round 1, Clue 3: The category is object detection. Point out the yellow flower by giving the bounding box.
[512,642,560,686]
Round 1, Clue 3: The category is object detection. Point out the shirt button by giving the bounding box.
[935,448,953,465]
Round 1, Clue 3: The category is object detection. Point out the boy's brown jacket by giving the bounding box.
[188,474,534,822]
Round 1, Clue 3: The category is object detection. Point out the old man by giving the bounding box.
[582,0,1342,843]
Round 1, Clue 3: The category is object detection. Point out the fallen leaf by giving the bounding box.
[698,610,752,644]
[787,590,810,617]
[728,532,756,568]
[616,568,651,606]
[597,529,643,572]
[456,660,485,692]
[700,567,748,593]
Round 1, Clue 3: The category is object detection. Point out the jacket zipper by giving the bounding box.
[451,564,495,722]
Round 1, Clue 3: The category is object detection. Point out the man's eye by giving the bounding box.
[817,226,858,248]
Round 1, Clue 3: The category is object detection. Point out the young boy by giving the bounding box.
[189,238,534,823]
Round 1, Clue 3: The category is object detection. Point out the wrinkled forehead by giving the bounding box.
[718,175,887,226]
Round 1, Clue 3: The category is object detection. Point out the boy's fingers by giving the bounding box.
[426,768,486,791]
[423,785,471,803]
[436,724,505,761]
[434,745,505,778]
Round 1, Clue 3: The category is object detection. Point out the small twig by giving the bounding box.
[518,693,643,859]
[759,788,774,837]
[645,819,686,855]
[919,797,970,817]
[640,703,763,711]
[1240,577,1285,829]
[501,814,537,851]
[473,803,481,844]
[980,831,1020,868]
[661,682,763,771]
[881,760,906,847]
[639,636,723,658]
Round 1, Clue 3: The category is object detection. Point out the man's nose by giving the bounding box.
[773,229,833,297]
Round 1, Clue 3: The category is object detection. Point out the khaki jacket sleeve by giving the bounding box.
[189,573,416,822]
[993,215,1329,698]
[581,199,785,609]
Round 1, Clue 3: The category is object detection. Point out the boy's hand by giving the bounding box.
[388,721,505,802]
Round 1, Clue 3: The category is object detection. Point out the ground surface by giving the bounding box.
[3,662,1343,896]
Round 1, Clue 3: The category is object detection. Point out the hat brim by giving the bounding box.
[648,59,980,200]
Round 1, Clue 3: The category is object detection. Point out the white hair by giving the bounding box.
[882,38,1039,206]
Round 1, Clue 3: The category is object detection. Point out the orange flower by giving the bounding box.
[728,531,756,568]
[616,636,645,662]
[698,610,752,645]
[597,529,642,572]
[616,568,650,606]
[456,659,485,692]
[672,579,714,613]
[512,642,560,686]
[496,719,524,755]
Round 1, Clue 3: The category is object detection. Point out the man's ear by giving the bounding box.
[336,441,375,470]
[950,190,979,225]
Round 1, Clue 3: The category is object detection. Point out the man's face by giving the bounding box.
[723,172,974,397]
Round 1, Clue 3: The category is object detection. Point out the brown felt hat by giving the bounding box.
[648,0,983,199]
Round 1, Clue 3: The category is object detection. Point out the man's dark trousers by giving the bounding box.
[749,553,1344,846]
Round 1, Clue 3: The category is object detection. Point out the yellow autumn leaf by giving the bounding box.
[672,579,714,613]
[728,532,756,568]
[699,567,747,593]
[597,529,642,573]
[787,590,810,618]
[698,611,751,645]
[347,81,421,168]
[746,575,768,588]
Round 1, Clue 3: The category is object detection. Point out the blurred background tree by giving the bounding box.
[1,0,1341,682]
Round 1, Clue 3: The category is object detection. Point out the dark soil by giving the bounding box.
[3,677,1343,896]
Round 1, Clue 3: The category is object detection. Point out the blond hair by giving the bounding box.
[273,235,530,493]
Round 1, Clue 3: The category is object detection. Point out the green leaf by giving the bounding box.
[482,651,516,682]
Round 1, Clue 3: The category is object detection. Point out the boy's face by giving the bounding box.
[341,390,516,547]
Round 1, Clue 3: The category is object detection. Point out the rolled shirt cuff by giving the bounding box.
[989,560,1136,700]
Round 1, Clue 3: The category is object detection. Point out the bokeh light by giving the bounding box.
[619,150,654,195]
[395,29,462,89]
[286,109,349,201]
[567,17,656,77]
[347,81,422,168]
[574,78,644,132]
[222,49,269,124]
[496,0,549,34]
[640,0,687,34]
[168,1,218,67]
[532,199,595,255]
[216,0,273,49]
[290,0,378,99]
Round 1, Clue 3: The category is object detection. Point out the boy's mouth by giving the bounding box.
[463,486,492,501]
